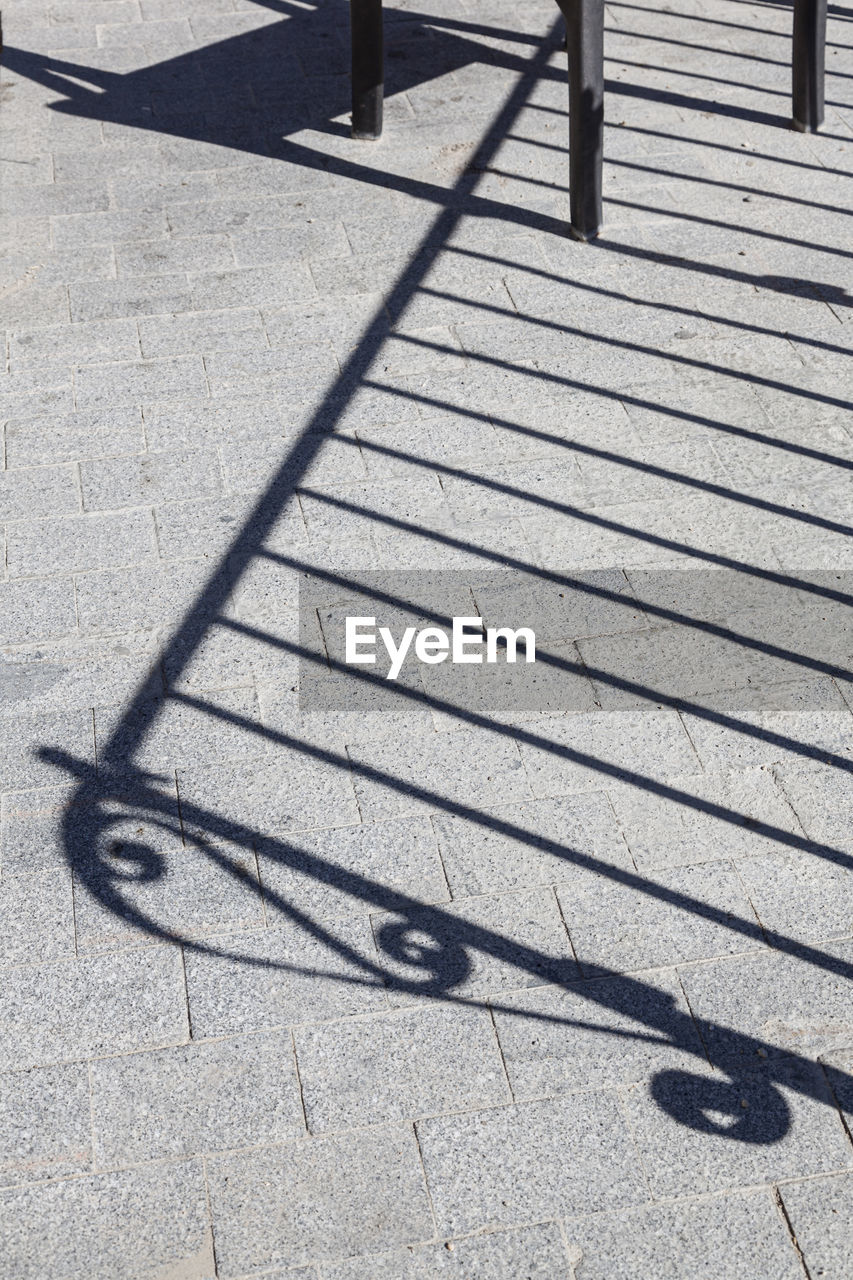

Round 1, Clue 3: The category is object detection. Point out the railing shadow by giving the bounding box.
[4,0,850,1153]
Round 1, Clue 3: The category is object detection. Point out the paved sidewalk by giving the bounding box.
[1,0,853,1275]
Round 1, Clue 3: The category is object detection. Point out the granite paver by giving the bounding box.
[1,0,851,1271]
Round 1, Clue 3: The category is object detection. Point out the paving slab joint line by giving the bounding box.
[818,1060,853,1151]
[289,1028,311,1137]
[199,1154,220,1280]
[486,1001,516,1101]
[675,971,715,1069]
[731,858,772,949]
[412,1119,441,1238]
[773,1185,814,1279]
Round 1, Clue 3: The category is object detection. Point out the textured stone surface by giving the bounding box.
[562,1190,802,1280]
[780,1172,853,1280]
[206,1126,433,1275]
[0,1064,92,1187]
[319,1222,575,1279]
[2,0,852,1270]
[295,1004,509,1132]
[91,1030,304,1166]
[417,1091,648,1235]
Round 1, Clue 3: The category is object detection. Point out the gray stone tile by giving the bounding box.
[69,275,194,322]
[0,286,70,330]
[184,916,386,1039]
[577,620,809,710]
[154,491,307,560]
[607,766,802,871]
[517,707,699,799]
[562,1189,802,1280]
[75,558,213,636]
[432,792,632,898]
[0,466,79,522]
[0,184,109,218]
[372,888,578,1005]
[91,1029,304,1167]
[622,1057,853,1198]
[679,678,853,772]
[74,356,207,409]
[6,510,157,578]
[204,346,338,399]
[50,208,168,249]
[9,319,140,369]
[220,432,366,493]
[774,762,853,852]
[141,395,286,452]
[557,859,764,977]
[0,626,164,714]
[96,686,265,773]
[0,1159,212,1280]
[348,728,531,823]
[0,871,75,967]
[0,946,188,1070]
[0,578,77,646]
[115,234,234,277]
[0,707,94,793]
[0,785,82,875]
[4,409,146,468]
[735,848,853,945]
[417,1091,647,1236]
[679,943,853,1063]
[188,263,316,312]
[295,1004,509,1133]
[781,1172,853,1280]
[73,831,265,954]
[230,221,350,267]
[264,293,384,351]
[0,1062,91,1187]
[298,477,450,547]
[493,968,705,1098]
[80,448,222,510]
[138,307,267,358]
[259,816,449,927]
[319,1222,573,1280]
[206,1126,433,1276]
[177,745,360,844]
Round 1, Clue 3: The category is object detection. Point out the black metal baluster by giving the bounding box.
[792,0,827,132]
[557,0,605,240]
[351,0,384,139]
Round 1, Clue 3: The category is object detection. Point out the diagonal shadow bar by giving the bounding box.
[606,0,853,47]
[380,335,853,472]
[523,110,853,180]
[89,16,566,771]
[424,275,853,362]
[251,544,853,704]
[297,477,853,611]
[601,22,853,77]
[469,161,853,259]
[364,350,853,542]
[158,671,853,977]
[270,135,853,314]
[222,600,853,814]
[505,133,853,219]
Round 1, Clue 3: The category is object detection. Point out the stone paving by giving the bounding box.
[1,0,853,1275]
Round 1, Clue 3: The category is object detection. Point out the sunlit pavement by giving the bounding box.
[1,0,852,1275]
